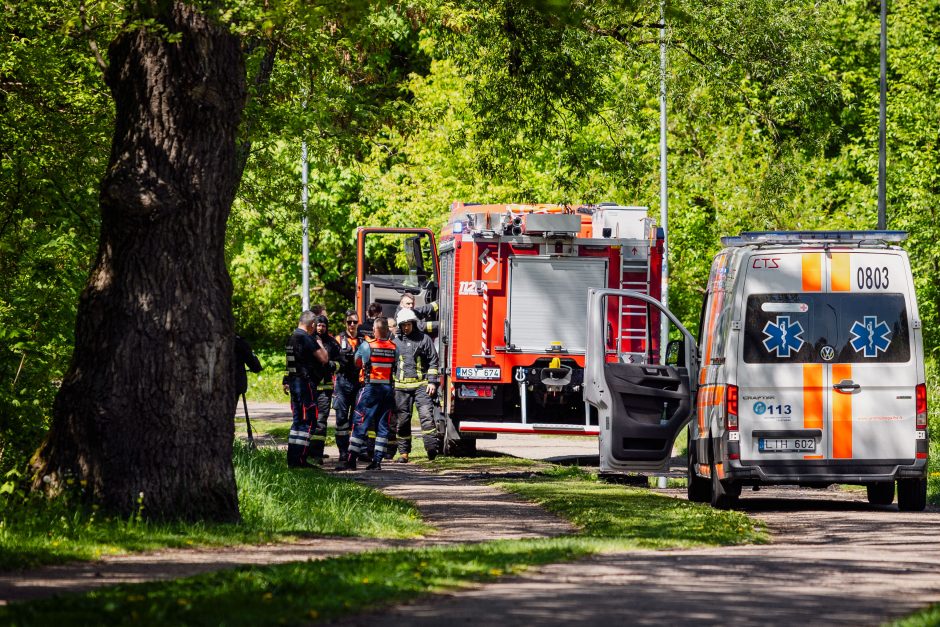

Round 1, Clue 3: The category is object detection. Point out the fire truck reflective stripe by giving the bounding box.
[802,253,822,291]
[803,364,824,429]
[831,253,852,292]
[481,281,488,354]
[832,363,853,458]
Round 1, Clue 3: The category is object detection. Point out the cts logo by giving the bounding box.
[752,257,781,269]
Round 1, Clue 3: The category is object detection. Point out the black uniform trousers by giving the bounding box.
[395,385,438,456]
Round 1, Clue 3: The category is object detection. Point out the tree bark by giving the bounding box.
[32,3,246,521]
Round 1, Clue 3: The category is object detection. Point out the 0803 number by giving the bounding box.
[857,266,889,290]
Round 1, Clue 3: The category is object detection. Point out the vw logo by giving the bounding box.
[820,345,835,361]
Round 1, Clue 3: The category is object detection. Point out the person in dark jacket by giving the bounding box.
[331,309,361,466]
[392,308,440,462]
[284,310,328,468]
[357,301,385,340]
[307,315,341,463]
[234,334,263,399]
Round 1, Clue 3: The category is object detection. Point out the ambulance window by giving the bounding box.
[743,293,910,364]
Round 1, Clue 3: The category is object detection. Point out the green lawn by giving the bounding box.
[0,461,766,625]
[0,443,428,571]
[891,605,940,627]
[243,348,290,403]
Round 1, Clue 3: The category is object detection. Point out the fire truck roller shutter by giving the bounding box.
[508,257,608,353]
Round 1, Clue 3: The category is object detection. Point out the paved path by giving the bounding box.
[0,464,572,604]
[329,487,940,626]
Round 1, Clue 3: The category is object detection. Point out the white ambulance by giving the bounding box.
[585,231,929,511]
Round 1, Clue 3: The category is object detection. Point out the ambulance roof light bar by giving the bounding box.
[721,230,908,248]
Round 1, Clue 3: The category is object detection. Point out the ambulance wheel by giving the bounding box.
[897,478,927,512]
[687,442,711,503]
[866,482,895,506]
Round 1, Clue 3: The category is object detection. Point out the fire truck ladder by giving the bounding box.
[618,247,651,360]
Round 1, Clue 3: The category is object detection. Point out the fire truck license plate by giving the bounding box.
[456,367,501,380]
[758,438,816,453]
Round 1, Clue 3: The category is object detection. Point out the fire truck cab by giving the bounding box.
[588,231,929,511]
[356,202,664,453]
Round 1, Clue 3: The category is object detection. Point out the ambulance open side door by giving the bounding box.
[585,288,699,473]
[355,227,439,322]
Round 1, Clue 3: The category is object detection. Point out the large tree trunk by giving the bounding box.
[32,3,246,521]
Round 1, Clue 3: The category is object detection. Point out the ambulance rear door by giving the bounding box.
[586,288,699,473]
[738,250,917,463]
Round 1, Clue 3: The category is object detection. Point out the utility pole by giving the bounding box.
[301,139,310,311]
[657,0,669,491]
[878,0,887,229]
[659,0,669,362]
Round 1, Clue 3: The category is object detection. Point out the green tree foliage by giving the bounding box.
[0,1,114,471]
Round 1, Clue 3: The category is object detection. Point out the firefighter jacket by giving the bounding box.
[355,337,398,385]
[285,329,322,383]
[335,330,361,381]
[315,332,342,391]
[393,328,439,389]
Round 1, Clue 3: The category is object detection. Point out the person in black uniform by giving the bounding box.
[396,293,438,336]
[332,309,362,468]
[307,315,341,463]
[234,334,263,401]
[285,310,328,468]
[357,302,385,340]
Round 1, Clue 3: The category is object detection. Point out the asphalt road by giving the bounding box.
[340,433,940,627]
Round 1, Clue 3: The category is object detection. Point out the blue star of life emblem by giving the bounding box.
[849,316,892,358]
[762,316,805,358]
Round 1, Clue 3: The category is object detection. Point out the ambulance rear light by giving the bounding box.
[721,230,908,247]
[916,383,928,429]
[726,385,739,430]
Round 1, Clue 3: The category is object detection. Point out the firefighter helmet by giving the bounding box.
[396,308,419,325]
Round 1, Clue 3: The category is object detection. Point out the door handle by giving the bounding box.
[833,379,861,392]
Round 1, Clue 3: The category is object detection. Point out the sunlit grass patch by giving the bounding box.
[0,442,428,571]
[497,474,767,548]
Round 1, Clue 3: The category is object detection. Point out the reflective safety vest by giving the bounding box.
[364,338,396,385]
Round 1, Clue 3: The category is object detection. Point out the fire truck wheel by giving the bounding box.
[866,482,895,506]
[687,439,711,503]
[446,437,477,457]
[897,478,927,512]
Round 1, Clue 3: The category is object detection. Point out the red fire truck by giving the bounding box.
[356,202,664,453]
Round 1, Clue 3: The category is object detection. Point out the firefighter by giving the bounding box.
[392,308,440,462]
[307,315,341,464]
[332,309,362,468]
[396,293,438,336]
[339,317,398,471]
[284,310,329,468]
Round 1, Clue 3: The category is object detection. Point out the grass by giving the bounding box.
[0,463,765,625]
[0,443,428,571]
[891,604,940,627]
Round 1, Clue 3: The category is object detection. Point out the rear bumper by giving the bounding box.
[727,458,928,484]
[459,420,599,436]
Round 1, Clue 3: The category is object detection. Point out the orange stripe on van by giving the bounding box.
[803,455,824,460]
[802,364,823,430]
[801,253,822,291]
[696,385,725,432]
[832,364,853,459]
[831,253,852,292]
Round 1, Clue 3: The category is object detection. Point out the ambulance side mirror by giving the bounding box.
[665,339,684,367]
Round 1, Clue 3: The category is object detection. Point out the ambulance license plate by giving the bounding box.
[759,438,816,453]
[456,367,501,380]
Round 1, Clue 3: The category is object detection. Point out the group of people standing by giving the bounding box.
[283,296,440,471]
